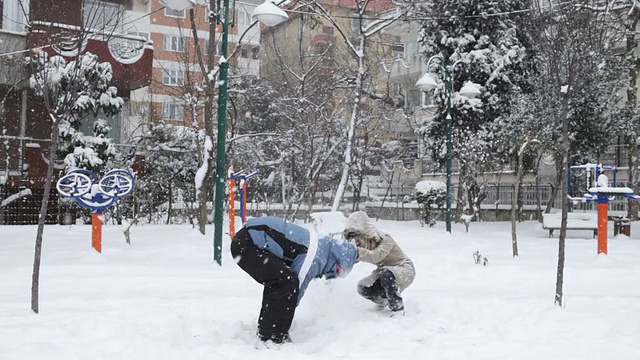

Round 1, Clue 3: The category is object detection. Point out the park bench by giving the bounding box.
[542,212,598,238]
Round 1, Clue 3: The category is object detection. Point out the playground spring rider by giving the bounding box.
[56,169,135,253]
[568,164,639,254]
[228,167,259,237]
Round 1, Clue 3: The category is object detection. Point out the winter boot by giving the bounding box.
[258,331,291,344]
[378,270,404,312]
[357,281,388,308]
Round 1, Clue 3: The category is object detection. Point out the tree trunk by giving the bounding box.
[535,151,543,223]
[511,152,526,257]
[545,154,563,214]
[628,139,639,219]
[31,122,59,314]
[626,20,639,221]
[332,36,366,212]
[352,169,364,211]
[456,163,466,222]
[166,181,173,225]
[555,94,571,307]
[189,7,216,235]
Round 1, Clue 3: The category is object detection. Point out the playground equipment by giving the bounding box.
[567,164,639,254]
[228,167,259,238]
[56,169,135,253]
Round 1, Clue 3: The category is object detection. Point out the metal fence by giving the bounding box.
[0,180,59,225]
[0,179,634,226]
[478,183,629,212]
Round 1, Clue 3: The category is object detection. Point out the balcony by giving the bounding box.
[381,54,428,85]
[28,21,153,94]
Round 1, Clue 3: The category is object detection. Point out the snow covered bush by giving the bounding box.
[29,51,123,174]
[415,180,445,227]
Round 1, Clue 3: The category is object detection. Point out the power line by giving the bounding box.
[285,1,573,21]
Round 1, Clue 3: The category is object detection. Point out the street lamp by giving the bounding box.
[416,55,481,233]
[162,0,288,265]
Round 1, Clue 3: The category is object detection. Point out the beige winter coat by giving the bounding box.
[344,211,416,293]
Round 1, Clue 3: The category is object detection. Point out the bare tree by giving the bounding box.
[257,18,346,219]
[530,0,618,306]
[26,0,127,313]
[511,137,540,257]
[291,0,402,211]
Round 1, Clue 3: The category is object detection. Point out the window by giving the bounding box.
[83,0,123,32]
[405,41,418,58]
[127,31,149,41]
[162,70,184,86]
[126,31,149,49]
[164,35,185,52]
[240,48,249,59]
[162,102,183,121]
[2,0,29,32]
[238,9,252,26]
[165,7,185,18]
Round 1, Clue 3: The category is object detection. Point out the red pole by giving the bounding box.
[91,213,102,253]
[597,197,608,255]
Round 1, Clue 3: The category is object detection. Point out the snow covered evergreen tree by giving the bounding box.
[409,0,532,217]
[133,122,199,224]
[30,52,123,174]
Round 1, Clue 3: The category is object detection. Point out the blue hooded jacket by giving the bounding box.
[244,216,357,304]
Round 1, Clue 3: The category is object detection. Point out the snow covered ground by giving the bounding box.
[2,219,640,359]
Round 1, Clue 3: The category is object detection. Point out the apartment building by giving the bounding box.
[0,0,153,180]
[126,0,262,130]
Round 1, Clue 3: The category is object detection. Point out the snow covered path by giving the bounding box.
[2,220,640,359]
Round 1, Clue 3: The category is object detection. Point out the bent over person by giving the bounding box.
[230,216,357,344]
[343,211,416,314]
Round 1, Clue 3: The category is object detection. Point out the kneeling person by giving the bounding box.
[344,211,416,313]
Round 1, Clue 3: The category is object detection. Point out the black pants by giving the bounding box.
[230,227,299,343]
[357,269,404,311]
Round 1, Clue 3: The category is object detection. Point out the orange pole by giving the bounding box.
[597,202,608,255]
[229,177,235,238]
[91,213,102,253]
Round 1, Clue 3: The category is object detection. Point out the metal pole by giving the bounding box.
[445,67,452,233]
[213,0,231,265]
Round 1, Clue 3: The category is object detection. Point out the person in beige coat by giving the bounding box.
[343,211,416,313]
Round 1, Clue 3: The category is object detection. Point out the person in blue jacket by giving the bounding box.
[230,216,358,344]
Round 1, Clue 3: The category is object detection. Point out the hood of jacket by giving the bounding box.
[321,238,357,279]
[343,211,381,243]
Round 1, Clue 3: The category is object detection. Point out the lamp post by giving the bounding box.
[416,55,480,233]
[161,0,288,265]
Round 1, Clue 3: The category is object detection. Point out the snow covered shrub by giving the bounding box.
[29,51,123,174]
[415,181,445,227]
